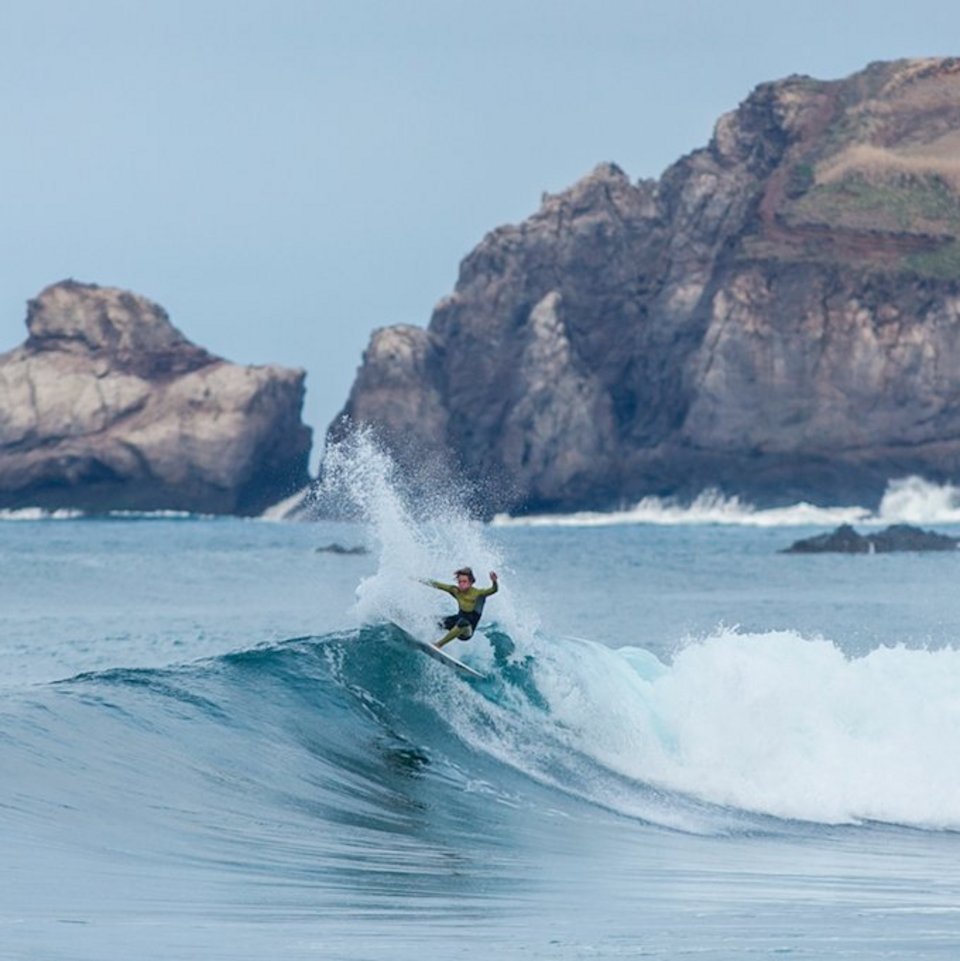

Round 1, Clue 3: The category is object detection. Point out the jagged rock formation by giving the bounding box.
[333,57,960,515]
[0,281,311,514]
[783,523,958,553]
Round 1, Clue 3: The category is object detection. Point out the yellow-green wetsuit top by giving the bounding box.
[426,579,498,615]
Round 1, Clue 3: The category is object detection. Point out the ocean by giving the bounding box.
[3,440,960,960]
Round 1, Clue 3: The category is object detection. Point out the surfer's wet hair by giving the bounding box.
[454,567,475,583]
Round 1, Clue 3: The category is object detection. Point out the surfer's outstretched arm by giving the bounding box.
[421,578,457,596]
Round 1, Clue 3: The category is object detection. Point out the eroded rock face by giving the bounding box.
[333,58,960,515]
[0,280,311,514]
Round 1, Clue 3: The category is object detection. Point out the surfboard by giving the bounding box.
[388,622,486,679]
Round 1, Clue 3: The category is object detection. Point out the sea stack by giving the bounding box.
[0,280,312,515]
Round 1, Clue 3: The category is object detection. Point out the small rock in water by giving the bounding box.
[315,543,369,555]
[782,523,959,554]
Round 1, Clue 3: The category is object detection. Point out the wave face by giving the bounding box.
[4,617,959,903]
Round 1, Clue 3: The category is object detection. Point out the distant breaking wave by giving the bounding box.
[7,476,960,528]
[0,508,198,522]
[493,476,960,528]
[0,507,86,521]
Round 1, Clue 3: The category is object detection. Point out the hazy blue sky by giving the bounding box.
[1,1,957,459]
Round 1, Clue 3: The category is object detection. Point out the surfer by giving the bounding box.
[423,567,498,648]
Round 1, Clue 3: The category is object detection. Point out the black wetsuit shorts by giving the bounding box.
[441,611,480,637]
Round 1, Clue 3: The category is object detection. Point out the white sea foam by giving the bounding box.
[493,491,869,528]
[493,475,960,528]
[0,507,85,521]
[876,476,960,525]
[521,627,960,829]
[0,508,198,522]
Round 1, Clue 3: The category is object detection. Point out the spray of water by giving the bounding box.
[319,427,535,643]
[876,476,960,524]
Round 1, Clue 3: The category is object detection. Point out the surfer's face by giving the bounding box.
[456,575,472,589]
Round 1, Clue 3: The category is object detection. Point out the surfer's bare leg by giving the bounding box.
[434,628,460,649]
[435,625,473,649]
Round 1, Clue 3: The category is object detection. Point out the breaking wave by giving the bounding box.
[493,476,960,528]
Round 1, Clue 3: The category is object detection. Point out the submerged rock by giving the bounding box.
[783,523,959,553]
[0,280,312,515]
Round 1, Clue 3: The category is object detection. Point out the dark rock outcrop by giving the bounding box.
[332,58,960,515]
[315,543,369,555]
[0,280,311,515]
[783,523,959,553]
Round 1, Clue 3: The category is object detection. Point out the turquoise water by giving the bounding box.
[3,459,960,959]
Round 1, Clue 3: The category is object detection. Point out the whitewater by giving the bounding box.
[3,439,960,959]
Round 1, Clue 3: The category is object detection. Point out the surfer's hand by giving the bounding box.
[489,571,498,583]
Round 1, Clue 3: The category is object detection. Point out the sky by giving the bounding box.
[1,0,958,467]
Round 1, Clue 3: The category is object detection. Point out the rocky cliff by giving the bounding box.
[332,57,960,514]
[0,281,311,514]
